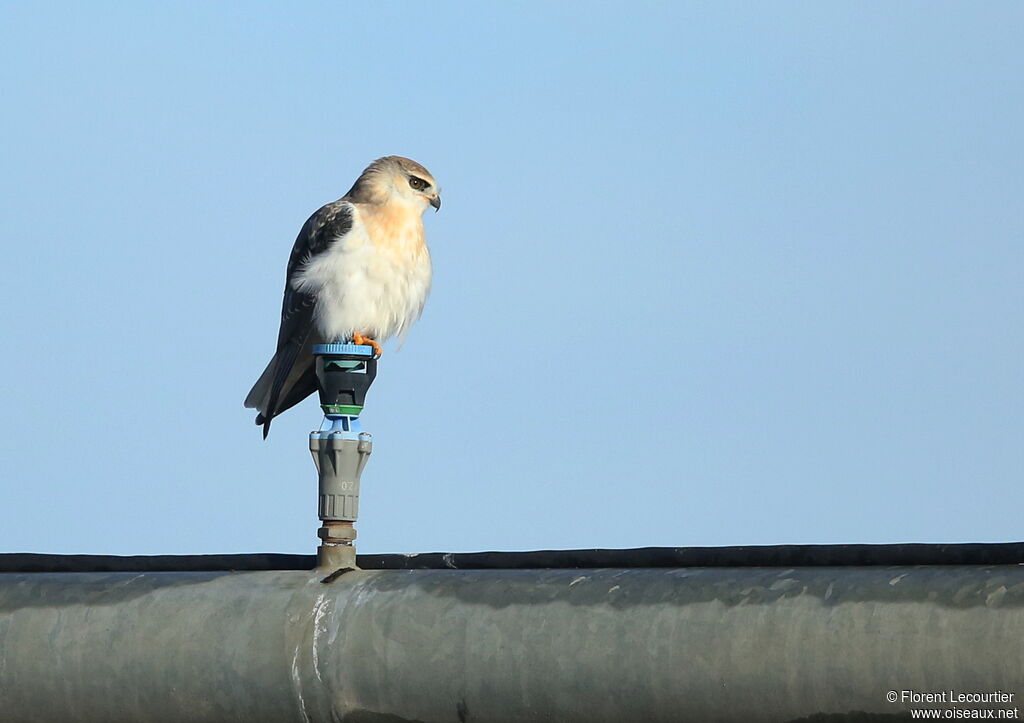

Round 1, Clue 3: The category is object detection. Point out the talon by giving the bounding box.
[351,333,382,358]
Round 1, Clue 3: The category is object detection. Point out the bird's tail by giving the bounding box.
[244,334,317,438]
[244,356,276,428]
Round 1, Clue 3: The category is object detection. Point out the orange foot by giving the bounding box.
[351,333,382,358]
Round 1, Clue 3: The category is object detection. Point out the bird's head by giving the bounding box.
[348,156,441,213]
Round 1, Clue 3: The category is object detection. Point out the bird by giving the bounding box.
[245,155,440,438]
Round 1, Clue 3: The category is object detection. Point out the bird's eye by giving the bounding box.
[408,176,427,191]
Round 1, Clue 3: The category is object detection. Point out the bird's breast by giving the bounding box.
[294,205,432,343]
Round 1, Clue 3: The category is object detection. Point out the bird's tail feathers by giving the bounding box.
[264,335,307,432]
[245,355,281,438]
[244,357,276,413]
[245,328,313,439]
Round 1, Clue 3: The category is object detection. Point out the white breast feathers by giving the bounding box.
[291,202,432,344]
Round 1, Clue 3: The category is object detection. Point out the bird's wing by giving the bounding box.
[245,201,354,438]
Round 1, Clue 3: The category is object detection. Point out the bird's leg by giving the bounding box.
[351,333,382,358]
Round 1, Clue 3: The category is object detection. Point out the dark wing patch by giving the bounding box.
[276,202,353,347]
[256,201,356,437]
[285,202,354,279]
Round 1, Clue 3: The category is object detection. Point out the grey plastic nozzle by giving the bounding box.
[310,432,372,522]
[311,430,371,570]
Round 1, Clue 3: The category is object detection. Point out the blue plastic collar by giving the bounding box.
[312,343,375,356]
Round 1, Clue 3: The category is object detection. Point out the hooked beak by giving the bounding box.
[430,194,441,212]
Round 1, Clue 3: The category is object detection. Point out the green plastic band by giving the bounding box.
[322,404,363,416]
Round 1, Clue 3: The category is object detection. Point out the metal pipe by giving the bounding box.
[1,564,1023,722]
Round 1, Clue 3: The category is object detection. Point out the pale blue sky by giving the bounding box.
[1,2,1021,555]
